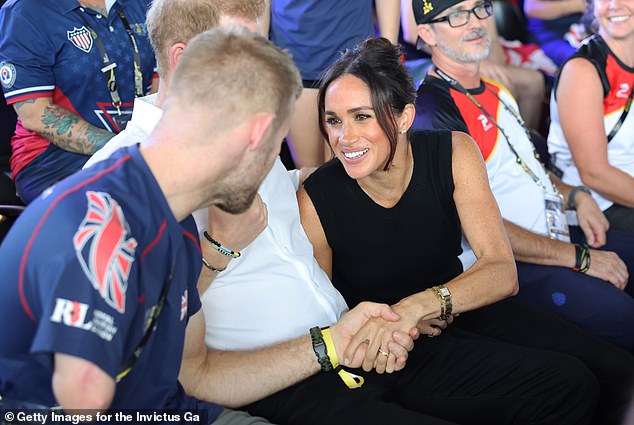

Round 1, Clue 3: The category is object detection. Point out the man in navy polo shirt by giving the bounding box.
[0,28,300,422]
[0,0,157,203]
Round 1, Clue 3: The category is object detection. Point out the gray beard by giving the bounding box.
[437,32,492,63]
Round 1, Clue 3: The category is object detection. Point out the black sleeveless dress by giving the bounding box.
[304,130,463,307]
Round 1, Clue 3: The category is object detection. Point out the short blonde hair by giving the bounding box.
[214,0,265,21]
[146,0,220,78]
[165,27,302,134]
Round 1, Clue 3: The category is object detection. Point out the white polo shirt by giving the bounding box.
[86,95,348,350]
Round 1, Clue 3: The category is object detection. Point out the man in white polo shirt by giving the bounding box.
[85,0,417,413]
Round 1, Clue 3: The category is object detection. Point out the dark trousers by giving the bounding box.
[247,298,634,425]
[454,299,634,425]
[516,227,634,350]
[604,203,634,235]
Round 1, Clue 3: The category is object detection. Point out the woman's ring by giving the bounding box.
[378,348,389,357]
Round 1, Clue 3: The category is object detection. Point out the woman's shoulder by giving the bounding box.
[410,130,454,157]
[303,158,346,190]
[410,129,452,143]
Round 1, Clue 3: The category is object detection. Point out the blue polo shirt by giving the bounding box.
[269,0,375,80]
[0,145,222,422]
[0,0,156,178]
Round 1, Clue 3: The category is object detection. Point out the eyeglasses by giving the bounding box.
[428,2,493,28]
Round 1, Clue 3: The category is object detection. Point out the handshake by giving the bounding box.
[327,298,455,374]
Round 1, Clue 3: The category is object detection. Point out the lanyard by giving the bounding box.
[607,80,634,143]
[433,65,555,192]
[76,7,144,116]
[116,256,176,383]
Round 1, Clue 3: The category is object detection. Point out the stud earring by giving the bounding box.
[400,129,407,134]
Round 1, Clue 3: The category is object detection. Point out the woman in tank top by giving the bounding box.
[291,37,633,425]
[298,36,517,368]
[548,0,634,233]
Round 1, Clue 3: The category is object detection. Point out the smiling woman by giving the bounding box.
[548,0,634,233]
[321,75,412,183]
[288,36,628,425]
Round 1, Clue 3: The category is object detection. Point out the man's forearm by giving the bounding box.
[183,334,320,408]
[504,219,576,267]
[376,0,400,44]
[15,99,114,155]
[524,0,585,20]
[39,103,114,154]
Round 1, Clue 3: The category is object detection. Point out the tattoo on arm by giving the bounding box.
[41,106,79,136]
[84,125,115,150]
[13,99,36,113]
[40,104,114,154]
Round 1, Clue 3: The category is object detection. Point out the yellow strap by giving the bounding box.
[321,327,364,389]
[337,369,364,389]
[321,327,339,368]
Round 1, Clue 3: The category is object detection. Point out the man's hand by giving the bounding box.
[574,191,609,248]
[206,194,268,252]
[197,195,268,293]
[586,249,629,290]
[329,302,416,374]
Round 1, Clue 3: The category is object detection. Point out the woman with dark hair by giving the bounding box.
[309,37,517,332]
[290,37,634,425]
[548,0,634,234]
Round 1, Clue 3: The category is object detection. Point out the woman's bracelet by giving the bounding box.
[203,231,241,258]
[572,243,591,274]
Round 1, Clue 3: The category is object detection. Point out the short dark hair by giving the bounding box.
[317,37,416,170]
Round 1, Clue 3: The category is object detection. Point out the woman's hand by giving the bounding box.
[416,315,455,338]
[344,302,422,374]
[330,302,417,374]
[574,191,609,248]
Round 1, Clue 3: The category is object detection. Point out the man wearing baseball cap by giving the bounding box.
[412,0,634,423]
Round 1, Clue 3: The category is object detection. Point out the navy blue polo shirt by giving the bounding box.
[0,0,156,176]
[0,145,222,422]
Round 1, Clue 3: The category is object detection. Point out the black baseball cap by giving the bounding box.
[412,0,467,24]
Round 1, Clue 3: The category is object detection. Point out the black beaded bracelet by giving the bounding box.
[203,231,241,258]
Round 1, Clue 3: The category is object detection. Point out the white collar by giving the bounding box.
[129,93,162,136]
[105,0,116,13]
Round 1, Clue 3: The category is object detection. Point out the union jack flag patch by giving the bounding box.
[67,26,93,53]
[73,191,138,314]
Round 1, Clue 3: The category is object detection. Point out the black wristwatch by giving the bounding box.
[309,327,333,372]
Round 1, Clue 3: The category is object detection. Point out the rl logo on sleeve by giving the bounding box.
[73,191,138,314]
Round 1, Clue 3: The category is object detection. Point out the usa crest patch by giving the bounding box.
[73,191,138,314]
[67,26,93,53]
[0,62,16,89]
